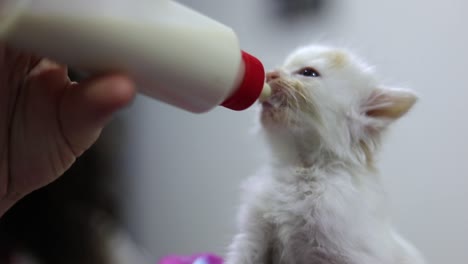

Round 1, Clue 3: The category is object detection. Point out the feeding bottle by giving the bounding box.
[0,0,271,113]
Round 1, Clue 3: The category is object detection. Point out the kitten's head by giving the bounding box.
[260,45,417,167]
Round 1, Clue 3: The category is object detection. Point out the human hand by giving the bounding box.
[0,44,136,216]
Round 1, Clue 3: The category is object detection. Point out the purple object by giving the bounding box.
[158,253,223,264]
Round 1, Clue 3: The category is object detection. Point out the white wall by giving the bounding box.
[121,0,468,263]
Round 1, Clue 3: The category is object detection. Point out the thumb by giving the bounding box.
[59,73,136,156]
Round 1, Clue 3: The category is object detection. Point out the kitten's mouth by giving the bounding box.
[261,83,289,109]
[262,100,287,109]
[262,101,273,108]
[260,81,302,126]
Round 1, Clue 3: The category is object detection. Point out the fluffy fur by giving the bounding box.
[226,45,424,264]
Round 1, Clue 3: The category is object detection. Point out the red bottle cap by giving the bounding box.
[221,50,265,111]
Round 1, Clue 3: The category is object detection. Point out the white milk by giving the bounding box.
[0,0,270,112]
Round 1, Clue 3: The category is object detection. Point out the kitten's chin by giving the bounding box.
[260,103,292,128]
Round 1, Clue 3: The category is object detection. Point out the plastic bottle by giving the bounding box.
[0,0,271,113]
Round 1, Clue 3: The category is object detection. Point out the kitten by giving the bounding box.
[226,45,424,264]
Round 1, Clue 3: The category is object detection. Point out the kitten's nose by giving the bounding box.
[266,71,280,82]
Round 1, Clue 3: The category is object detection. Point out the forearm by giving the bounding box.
[226,206,272,264]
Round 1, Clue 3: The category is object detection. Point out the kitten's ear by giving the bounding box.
[362,87,417,128]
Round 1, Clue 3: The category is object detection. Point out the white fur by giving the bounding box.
[226,45,424,264]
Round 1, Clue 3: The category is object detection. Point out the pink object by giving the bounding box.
[158,253,223,264]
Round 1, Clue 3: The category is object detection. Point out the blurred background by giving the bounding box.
[122,0,468,263]
[2,0,467,263]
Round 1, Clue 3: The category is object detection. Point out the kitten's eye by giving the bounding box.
[297,67,320,77]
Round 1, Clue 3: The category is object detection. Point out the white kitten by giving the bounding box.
[226,45,424,264]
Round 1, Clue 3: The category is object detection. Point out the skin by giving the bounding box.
[0,44,136,217]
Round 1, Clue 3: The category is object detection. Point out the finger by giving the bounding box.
[27,59,69,96]
[29,58,67,78]
[59,73,136,156]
